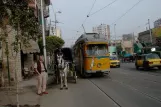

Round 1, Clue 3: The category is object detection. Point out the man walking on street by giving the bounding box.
[34,55,48,96]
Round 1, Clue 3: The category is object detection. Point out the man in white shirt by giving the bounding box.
[34,55,48,96]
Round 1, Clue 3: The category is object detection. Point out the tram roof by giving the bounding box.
[75,33,108,44]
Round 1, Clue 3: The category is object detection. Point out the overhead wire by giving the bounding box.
[110,0,144,26]
[87,0,97,17]
[78,0,118,34]
[78,0,98,32]
[77,0,144,43]
[109,0,144,41]
[89,0,119,17]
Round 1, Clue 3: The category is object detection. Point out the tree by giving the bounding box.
[0,0,40,81]
[38,36,65,56]
[1,0,40,49]
[0,1,40,106]
[116,44,123,56]
[0,0,40,86]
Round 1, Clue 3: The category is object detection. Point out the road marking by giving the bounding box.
[110,79,161,103]
[88,79,122,107]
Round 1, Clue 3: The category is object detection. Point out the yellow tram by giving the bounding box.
[73,33,110,77]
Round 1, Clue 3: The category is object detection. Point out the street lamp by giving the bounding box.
[54,11,62,36]
[54,11,61,29]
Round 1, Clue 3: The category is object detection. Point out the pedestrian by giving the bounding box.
[34,55,48,96]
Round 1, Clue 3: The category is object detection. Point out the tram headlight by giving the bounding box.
[97,63,102,68]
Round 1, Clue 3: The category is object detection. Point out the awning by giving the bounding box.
[124,53,132,57]
[21,40,40,54]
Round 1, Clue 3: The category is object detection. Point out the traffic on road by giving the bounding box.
[48,33,161,107]
[1,0,161,107]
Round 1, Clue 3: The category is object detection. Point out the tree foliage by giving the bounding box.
[0,0,41,87]
[116,44,123,56]
[38,36,65,55]
[0,0,40,52]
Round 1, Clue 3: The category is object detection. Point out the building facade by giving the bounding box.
[110,40,122,46]
[0,0,50,84]
[121,34,134,54]
[138,30,156,45]
[154,18,161,28]
[93,24,110,40]
[55,28,62,38]
[49,26,62,38]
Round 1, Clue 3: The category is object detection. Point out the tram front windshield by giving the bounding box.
[86,44,108,56]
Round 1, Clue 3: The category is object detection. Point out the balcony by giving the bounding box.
[44,6,49,18]
[44,0,50,5]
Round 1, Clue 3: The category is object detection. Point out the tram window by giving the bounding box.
[74,45,80,57]
[86,44,108,56]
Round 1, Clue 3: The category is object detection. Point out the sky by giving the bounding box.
[49,0,161,47]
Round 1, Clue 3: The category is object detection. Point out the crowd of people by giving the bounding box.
[121,55,136,63]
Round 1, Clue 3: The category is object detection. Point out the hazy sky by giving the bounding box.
[49,0,161,47]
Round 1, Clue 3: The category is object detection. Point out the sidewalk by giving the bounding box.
[0,71,55,106]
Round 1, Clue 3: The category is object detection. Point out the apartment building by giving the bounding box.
[93,24,110,40]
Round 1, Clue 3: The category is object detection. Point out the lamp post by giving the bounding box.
[40,0,47,68]
[132,32,135,54]
[148,19,152,45]
[54,11,61,36]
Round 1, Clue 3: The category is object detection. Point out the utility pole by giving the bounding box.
[114,24,116,45]
[54,11,61,36]
[54,11,57,36]
[40,0,47,68]
[49,19,51,35]
[148,19,153,45]
[132,32,135,54]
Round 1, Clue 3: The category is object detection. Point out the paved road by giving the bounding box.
[40,63,161,107]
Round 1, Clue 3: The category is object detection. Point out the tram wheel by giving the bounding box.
[82,69,91,78]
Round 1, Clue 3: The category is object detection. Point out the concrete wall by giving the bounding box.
[1,26,22,82]
[23,54,34,70]
[138,30,156,45]
[122,41,133,54]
